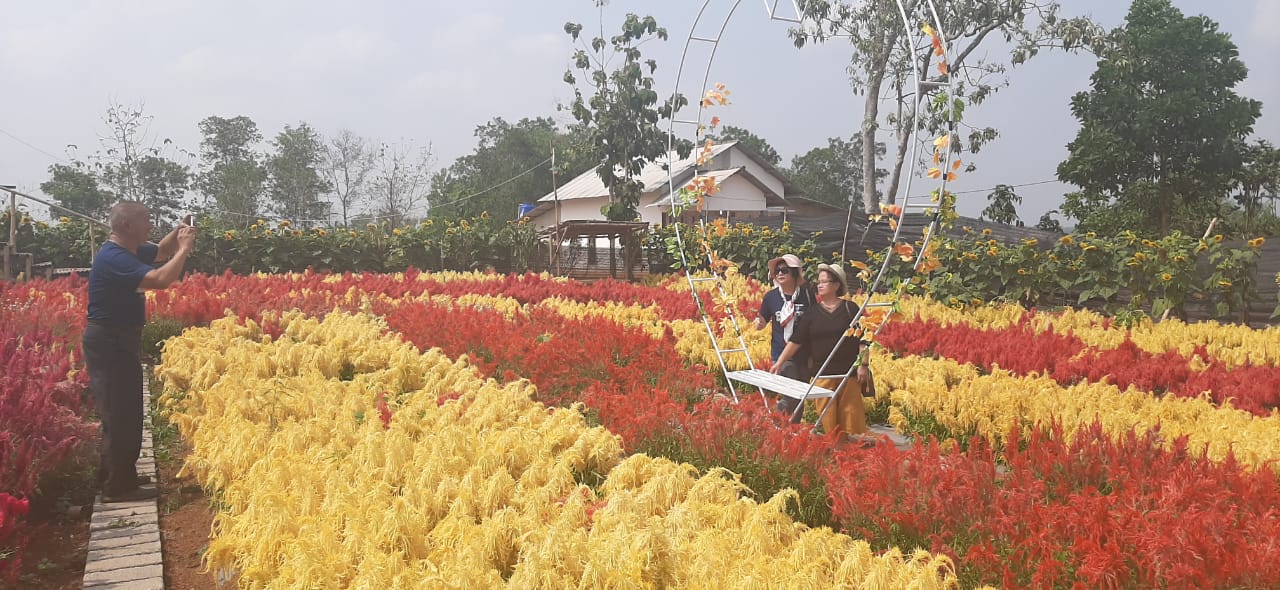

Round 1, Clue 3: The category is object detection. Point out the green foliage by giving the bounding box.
[647,221,821,281]
[795,0,1102,215]
[1232,140,1280,235]
[428,117,593,221]
[1035,210,1064,233]
[980,184,1021,226]
[13,209,545,275]
[141,316,185,360]
[40,101,192,225]
[132,155,192,225]
[1057,0,1262,236]
[562,12,688,221]
[707,126,782,166]
[866,228,1269,321]
[1202,236,1265,321]
[2,211,104,269]
[788,136,884,207]
[268,123,332,222]
[175,213,541,275]
[633,429,832,528]
[40,164,114,221]
[198,115,268,222]
[94,101,193,224]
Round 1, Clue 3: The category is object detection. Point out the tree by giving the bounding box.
[46,102,190,224]
[1232,139,1280,235]
[788,136,884,207]
[794,0,1102,216]
[268,123,332,223]
[428,117,594,221]
[77,101,193,223]
[980,184,1021,225]
[134,155,191,223]
[563,11,688,221]
[708,125,782,166]
[321,130,375,227]
[369,141,433,227]
[198,115,267,223]
[1036,210,1064,233]
[40,164,114,220]
[94,101,150,203]
[1057,0,1262,236]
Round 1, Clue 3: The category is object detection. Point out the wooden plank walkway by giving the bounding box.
[82,371,164,590]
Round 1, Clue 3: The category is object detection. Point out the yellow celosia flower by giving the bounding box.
[155,310,961,588]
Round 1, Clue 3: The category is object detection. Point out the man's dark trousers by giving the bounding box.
[82,321,144,494]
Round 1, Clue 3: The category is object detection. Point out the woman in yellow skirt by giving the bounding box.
[769,263,868,437]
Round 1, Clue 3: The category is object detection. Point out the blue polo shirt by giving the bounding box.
[86,241,159,326]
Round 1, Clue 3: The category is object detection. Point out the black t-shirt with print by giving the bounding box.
[789,299,861,375]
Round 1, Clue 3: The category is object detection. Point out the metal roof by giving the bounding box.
[647,167,746,208]
[537,141,738,203]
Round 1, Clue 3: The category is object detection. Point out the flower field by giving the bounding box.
[3,269,1280,588]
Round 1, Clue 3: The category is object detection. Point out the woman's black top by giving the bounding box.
[789,299,861,375]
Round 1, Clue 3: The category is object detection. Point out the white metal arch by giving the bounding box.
[664,0,961,425]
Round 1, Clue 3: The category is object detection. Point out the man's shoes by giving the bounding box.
[103,485,159,503]
[99,473,154,487]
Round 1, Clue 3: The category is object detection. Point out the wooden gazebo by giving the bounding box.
[542,220,649,282]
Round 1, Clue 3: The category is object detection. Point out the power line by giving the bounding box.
[952,178,1062,195]
[428,156,553,211]
[0,127,72,164]
[908,178,1062,200]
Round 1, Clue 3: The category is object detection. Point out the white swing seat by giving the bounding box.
[725,369,836,399]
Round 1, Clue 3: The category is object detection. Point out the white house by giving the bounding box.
[525,141,799,229]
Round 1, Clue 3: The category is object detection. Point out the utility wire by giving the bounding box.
[0,127,72,164]
[428,156,552,211]
[906,177,1062,200]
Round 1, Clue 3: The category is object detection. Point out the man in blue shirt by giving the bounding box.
[83,201,195,503]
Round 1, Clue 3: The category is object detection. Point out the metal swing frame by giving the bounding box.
[665,0,961,430]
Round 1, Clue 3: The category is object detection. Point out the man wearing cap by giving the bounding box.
[755,254,815,422]
[770,262,870,438]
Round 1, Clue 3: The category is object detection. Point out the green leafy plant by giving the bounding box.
[142,317,185,361]
[865,226,1267,322]
[647,221,820,280]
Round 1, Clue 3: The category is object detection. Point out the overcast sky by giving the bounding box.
[1,0,1276,225]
